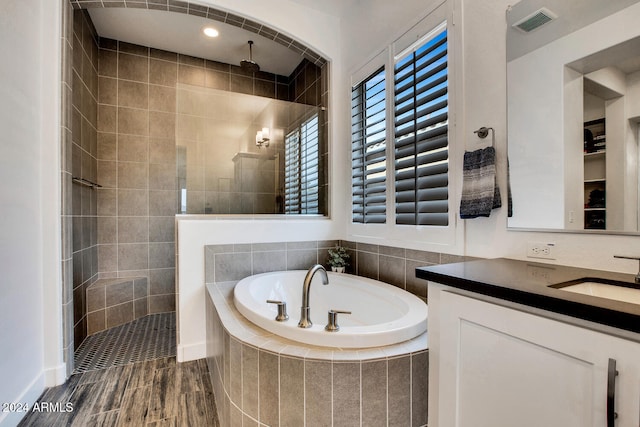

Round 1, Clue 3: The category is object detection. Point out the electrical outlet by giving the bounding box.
[527,242,556,260]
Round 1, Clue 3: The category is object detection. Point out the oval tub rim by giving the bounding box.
[207,281,428,362]
[233,270,428,348]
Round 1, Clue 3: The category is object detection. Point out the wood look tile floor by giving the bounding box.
[17,357,219,427]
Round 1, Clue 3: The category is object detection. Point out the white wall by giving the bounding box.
[0,0,64,425]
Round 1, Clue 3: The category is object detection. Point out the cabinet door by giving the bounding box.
[437,291,640,427]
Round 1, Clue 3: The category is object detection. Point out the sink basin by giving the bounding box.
[551,278,640,305]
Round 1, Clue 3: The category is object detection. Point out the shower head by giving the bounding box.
[240,40,260,72]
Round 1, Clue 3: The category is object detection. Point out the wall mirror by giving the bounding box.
[507,0,640,233]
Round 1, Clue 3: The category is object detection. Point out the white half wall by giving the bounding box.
[176,217,340,361]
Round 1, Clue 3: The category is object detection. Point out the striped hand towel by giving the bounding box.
[459,146,501,218]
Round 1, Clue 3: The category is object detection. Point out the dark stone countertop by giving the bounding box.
[416,258,640,335]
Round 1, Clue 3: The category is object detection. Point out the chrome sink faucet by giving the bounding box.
[298,264,329,328]
[614,255,640,283]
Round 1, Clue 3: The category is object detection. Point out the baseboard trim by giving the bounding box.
[0,371,45,427]
[177,341,206,362]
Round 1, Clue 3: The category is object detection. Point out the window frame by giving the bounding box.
[285,113,320,215]
[347,1,462,250]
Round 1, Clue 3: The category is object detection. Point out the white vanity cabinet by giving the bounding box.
[428,283,640,427]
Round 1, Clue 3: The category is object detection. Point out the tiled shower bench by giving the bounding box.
[86,276,148,335]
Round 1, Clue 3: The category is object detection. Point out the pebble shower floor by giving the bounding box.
[74,312,176,373]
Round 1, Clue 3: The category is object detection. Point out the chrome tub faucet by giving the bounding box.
[298,264,329,328]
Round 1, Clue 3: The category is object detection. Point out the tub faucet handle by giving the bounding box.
[266,300,289,322]
[325,309,351,332]
[613,255,640,283]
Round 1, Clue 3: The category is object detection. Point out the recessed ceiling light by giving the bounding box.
[203,27,219,38]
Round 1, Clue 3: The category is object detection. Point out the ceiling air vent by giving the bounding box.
[512,7,557,33]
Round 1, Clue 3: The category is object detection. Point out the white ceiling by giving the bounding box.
[88,7,305,76]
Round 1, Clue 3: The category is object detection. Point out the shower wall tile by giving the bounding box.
[149,217,175,243]
[98,217,117,244]
[118,217,149,243]
[117,80,149,110]
[71,8,100,352]
[150,293,175,313]
[118,107,149,136]
[149,163,176,190]
[149,242,175,269]
[149,137,176,164]
[118,134,149,163]
[98,189,117,216]
[149,190,177,216]
[204,69,230,91]
[229,74,252,95]
[118,162,148,189]
[98,105,117,132]
[118,243,149,271]
[149,85,176,112]
[149,268,175,295]
[118,52,149,82]
[149,58,178,87]
[98,132,116,160]
[118,189,148,216]
[98,160,117,188]
[149,111,176,138]
[178,64,205,86]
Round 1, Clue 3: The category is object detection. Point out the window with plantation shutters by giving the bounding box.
[394,24,449,226]
[285,114,319,214]
[351,67,386,223]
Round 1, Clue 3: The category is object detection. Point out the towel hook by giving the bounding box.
[474,126,493,139]
[474,126,495,147]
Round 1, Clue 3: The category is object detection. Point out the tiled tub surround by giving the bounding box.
[202,240,474,424]
[204,240,472,303]
[206,283,429,426]
[85,276,149,335]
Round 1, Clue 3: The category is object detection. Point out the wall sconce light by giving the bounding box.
[256,127,270,148]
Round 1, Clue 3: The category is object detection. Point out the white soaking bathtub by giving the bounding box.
[233,270,427,348]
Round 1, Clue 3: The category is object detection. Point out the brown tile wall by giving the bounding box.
[70,9,100,351]
[340,240,475,302]
[61,6,330,359]
[86,277,149,335]
[96,39,177,315]
[205,239,475,303]
[96,34,330,313]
